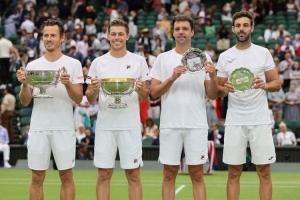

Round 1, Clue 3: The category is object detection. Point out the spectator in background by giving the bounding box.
[280,52,294,88]
[274,43,285,61]
[64,31,77,54]
[286,0,298,13]
[90,34,101,57]
[82,49,96,68]
[142,118,159,139]
[264,24,277,43]
[84,5,97,24]
[0,116,11,168]
[27,33,38,58]
[59,0,72,24]
[81,128,95,146]
[208,122,224,145]
[277,122,297,146]
[1,86,16,143]
[76,143,94,160]
[158,7,168,21]
[73,24,84,42]
[4,9,19,39]
[109,3,119,22]
[268,82,285,122]
[20,14,35,34]
[64,16,75,36]
[153,21,169,48]
[137,29,152,53]
[128,10,137,37]
[281,37,295,56]
[97,25,110,54]
[204,43,217,63]
[148,95,161,119]
[88,100,99,119]
[275,25,291,45]
[76,123,86,144]
[290,61,300,88]
[216,22,231,51]
[84,17,97,35]
[194,17,206,35]
[204,19,216,35]
[197,3,211,24]
[76,34,89,58]
[206,97,218,130]
[222,1,235,22]
[160,13,172,39]
[68,46,83,63]
[284,83,300,121]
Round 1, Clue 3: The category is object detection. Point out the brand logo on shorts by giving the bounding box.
[126,65,131,69]
[201,155,205,160]
[133,159,138,164]
[268,156,274,160]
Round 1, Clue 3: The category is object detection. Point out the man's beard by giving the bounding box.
[235,32,250,43]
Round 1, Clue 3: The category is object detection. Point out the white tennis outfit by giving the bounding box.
[26,55,84,170]
[149,49,212,165]
[86,51,149,169]
[217,44,276,165]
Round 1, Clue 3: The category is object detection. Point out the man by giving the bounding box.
[0,115,12,168]
[16,19,83,200]
[1,86,16,143]
[208,122,224,145]
[149,14,218,200]
[85,19,149,200]
[0,33,19,85]
[215,11,281,200]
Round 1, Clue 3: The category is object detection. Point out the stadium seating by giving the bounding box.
[142,137,154,146]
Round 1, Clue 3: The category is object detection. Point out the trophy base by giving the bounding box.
[33,94,53,98]
[108,103,128,109]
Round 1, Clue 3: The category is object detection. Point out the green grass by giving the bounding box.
[0,170,299,200]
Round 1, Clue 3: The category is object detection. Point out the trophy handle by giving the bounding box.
[54,67,68,87]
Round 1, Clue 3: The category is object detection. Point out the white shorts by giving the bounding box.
[94,130,143,169]
[27,130,76,170]
[223,124,276,165]
[159,128,208,165]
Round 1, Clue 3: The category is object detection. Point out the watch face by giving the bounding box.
[230,67,254,92]
[181,48,207,73]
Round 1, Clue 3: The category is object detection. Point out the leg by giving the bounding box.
[59,169,75,200]
[227,165,243,200]
[162,165,178,200]
[188,165,206,200]
[29,170,46,200]
[96,168,113,200]
[256,164,272,200]
[125,168,142,200]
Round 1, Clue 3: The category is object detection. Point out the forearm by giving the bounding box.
[1,104,6,114]
[217,85,229,97]
[150,78,175,99]
[264,79,281,92]
[86,86,99,103]
[19,84,33,106]
[206,78,219,100]
[65,83,83,104]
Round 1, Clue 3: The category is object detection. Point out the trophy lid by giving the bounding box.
[101,78,135,82]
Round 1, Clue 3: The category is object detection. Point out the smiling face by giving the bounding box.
[232,17,253,43]
[173,21,194,45]
[42,25,65,53]
[107,25,129,51]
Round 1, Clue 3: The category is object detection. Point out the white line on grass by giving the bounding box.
[175,185,185,195]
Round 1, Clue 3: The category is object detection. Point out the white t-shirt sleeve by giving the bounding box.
[264,49,275,71]
[71,60,84,84]
[149,54,162,81]
[216,54,228,78]
[205,53,212,80]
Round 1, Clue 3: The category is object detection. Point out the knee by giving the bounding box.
[59,169,74,184]
[228,165,243,180]
[98,169,113,182]
[163,166,178,182]
[125,169,141,183]
[257,165,271,181]
[190,173,204,183]
[31,171,45,186]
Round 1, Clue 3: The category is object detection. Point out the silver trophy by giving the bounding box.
[181,48,207,73]
[101,77,136,109]
[27,69,65,98]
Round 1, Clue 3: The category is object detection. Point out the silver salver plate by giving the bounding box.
[181,48,207,73]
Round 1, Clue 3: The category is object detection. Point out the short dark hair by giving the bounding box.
[232,11,254,27]
[172,14,194,32]
[41,19,65,37]
[108,19,129,34]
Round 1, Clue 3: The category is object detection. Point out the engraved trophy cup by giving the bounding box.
[101,78,136,109]
[27,69,65,98]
